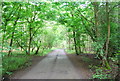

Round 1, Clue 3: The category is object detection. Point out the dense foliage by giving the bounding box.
[0,1,119,79]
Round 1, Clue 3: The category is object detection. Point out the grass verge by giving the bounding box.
[1,52,31,77]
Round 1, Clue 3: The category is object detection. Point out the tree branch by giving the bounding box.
[77,9,94,25]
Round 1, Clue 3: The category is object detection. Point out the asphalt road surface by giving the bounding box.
[12,49,91,79]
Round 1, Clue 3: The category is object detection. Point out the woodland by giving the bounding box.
[0,1,119,79]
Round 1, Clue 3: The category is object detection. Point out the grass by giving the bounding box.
[1,51,31,76]
[2,56,30,75]
[1,48,53,77]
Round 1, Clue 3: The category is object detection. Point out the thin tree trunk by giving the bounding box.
[78,34,82,54]
[8,32,14,56]
[35,47,40,54]
[8,17,19,56]
[68,36,71,50]
[32,47,35,52]
[27,11,37,55]
[16,40,28,54]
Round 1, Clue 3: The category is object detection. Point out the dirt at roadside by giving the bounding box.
[67,54,93,79]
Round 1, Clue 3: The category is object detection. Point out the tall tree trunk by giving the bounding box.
[73,31,79,55]
[104,2,111,69]
[93,2,99,38]
[8,17,19,56]
[28,24,32,55]
[78,34,82,54]
[27,11,37,55]
[70,11,79,55]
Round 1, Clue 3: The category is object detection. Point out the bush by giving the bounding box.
[92,68,112,79]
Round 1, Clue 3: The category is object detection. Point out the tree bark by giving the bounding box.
[32,47,35,52]
[103,2,111,69]
[8,32,14,56]
[27,24,32,55]
[8,17,19,56]
[35,47,40,54]
[68,36,71,50]
[93,2,99,38]
[73,31,79,55]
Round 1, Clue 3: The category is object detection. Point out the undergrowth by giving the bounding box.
[1,52,31,76]
[65,49,75,54]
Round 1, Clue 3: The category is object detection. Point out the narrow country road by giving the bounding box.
[12,49,91,79]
